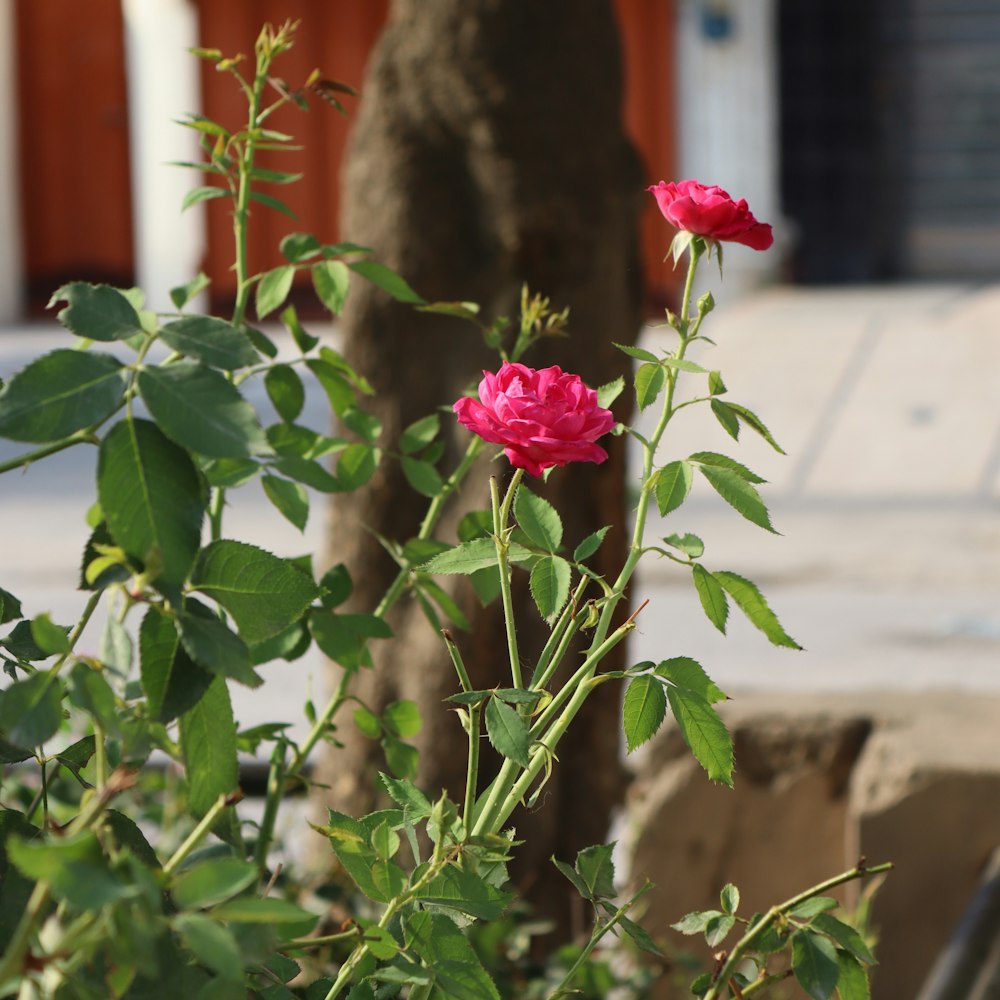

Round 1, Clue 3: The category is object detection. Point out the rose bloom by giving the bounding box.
[453,362,615,477]
[647,179,773,251]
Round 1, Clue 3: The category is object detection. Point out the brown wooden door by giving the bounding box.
[16,0,135,314]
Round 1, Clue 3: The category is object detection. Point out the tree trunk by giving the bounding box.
[316,0,645,935]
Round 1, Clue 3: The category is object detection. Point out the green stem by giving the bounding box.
[702,861,894,1000]
[528,579,588,693]
[290,668,351,774]
[463,702,482,834]
[490,471,525,689]
[0,431,97,476]
[162,793,233,876]
[47,590,101,678]
[254,741,288,876]
[545,882,655,999]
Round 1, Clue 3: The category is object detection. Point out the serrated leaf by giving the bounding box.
[280,232,321,262]
[211,897,318,927]
[656,657,727,704]
[692,564,729,633]
[256,265,295,320]
[310,610,392,671]
[414,865,513,920]
[0,350,127,442]
[793,930,841,1000]
[312,260,350,314]
[713,571,802,649]
[177,599,261,688]
[262,474,309,531]
[379,773,432,818]
[699,464,776,533]
[655,460,693,516]
[575,843,616,900]
[529,555,571,623]
[553,857,591,899]
[485,697,531,767]
[175,913,243,981]
[336,442,380,491]
[401,456,444,497]
[705,913,736,947]
[635,362,665,410]
[159,316,260,370]
[400,413,440,454]
[272,455,341,492]
[791,897,840,919]
[179,676,238,817]
[613,342,659,363]
[597,376,625,409]
[711,398,740,440]
[422,537,525,576]
[30,613,71,655]
[688,451,766,484]
[671,909,724,936]
[623,675,667,753]
[191,540,319,644]
[662,532,704,558]
[573,526,611,562]
[720,883,740,914]
[0,586,22,625]
[68,664,120,738]
[708,370,727,395]
[99,418,205,589]
[662,356,708,374]
[48,282,144,341]
[138,362,270,458]
[404,911,501,1000]
[666,687,733,785]
[836,952,871,1000]
[727,402,786,454]
[0,673,63,748]
[619,915,664,956]
[514,487,563,551]
[812,914,876,965]
[348,259,425,304]
[384,700,421,739]
[140,608,214,723]
[170,272,211,311]
[180,185,229,212]
[249,190,296,219]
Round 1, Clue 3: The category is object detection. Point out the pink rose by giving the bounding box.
[453,362,615,478]
[647,179,773,251]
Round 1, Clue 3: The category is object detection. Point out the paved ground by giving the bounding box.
[2,284,999,745]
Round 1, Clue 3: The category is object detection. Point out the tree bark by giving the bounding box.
[316,0,645,934]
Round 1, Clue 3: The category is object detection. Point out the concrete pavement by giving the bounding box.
[2,284,998,746]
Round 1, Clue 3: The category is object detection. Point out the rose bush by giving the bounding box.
[453,361,616,477]
[647,179,774,250]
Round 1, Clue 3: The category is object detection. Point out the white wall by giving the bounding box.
[122,0,206,313]
[0,0,23,324]
[676,0,783,304]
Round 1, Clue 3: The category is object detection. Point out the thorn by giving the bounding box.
[623,598,650,626]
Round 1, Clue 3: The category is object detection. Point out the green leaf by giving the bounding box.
[159,317,260,371]
[812,914,876,965]
[635,362,665,410]
[177,599,262,688]
[272,455,341,492]
[98,615,133,678]
[319,563,353,608]
[261,474,309,531]
[353,705,381,738]
[711,398,740,440]
[575,843,616,900]
[264,365,305,423]
[323,810,389,902]
[203,457,260,489]
[655,460,693,516]
[692,564,729,633]
[529,555,571,623]
[619,915,664,956]
[379,773,433,818]
[713,571,802,649]
[836,952,871,1000]
[573,526,611,562]
[382,736,418,780]
[312,260,350,314]
[99,418,206,589]
[0,673,63,748]
[310,610,392,671]
[422,538,501,575]
[250,165,303,185]
[348,259,425,304]
[699,464,777,533]
[0,586,22,625]
[666,687,733,785]
[662,356,708,374]
[176,913,244,981]
[485,697,531,767]
[48,282,143,340]
[623,675,667,753]
[68,664,120,738]
[791,897,840,919]
[688,451,766,484]
[30,613,71,655]
[552,857,591,900]
[400,413,440,454]
[343,406,382,443]
[256,265,296,320]
[336,442,380,491]
[413,865,513,920]
[514,487,563,551]
[280,232,322,262]
[708,370,727,395]
[172,858,257,909]
[384,700,421,739]
[191,540,320,645]
[597,375,625,409]
[140,607,214,723]
[705,913,736,947]
[613,342,659,363]
[401,456,444,498]
[249,190,297,219]
[104,809,159,867]
[0,350,126,442]
[671,909,722,936]
[662,532,704,558]
[793,930,841,1000]
[138,362,270,458]
[281,304,319,353]
[720,883,740,914]
[656,657,727,704]
[727,402,786,454]
[170,272,211,310]
[404,911,501,1000]
[180,185,230,212]
[371,821,400,861]
[210,897,319,927]
[180,676,238,817]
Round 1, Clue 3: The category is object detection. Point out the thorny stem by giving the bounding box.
[0,431,97,476]
[162,792,237,876]
[490,470,525,689]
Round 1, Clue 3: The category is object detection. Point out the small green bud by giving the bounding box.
[697,291,715,316]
